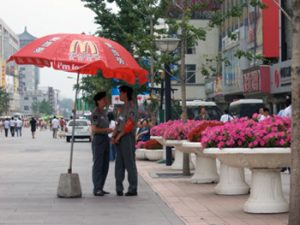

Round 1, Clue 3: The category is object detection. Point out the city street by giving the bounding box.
[0,128,183,225]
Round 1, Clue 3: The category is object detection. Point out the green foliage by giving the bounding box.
[39,100,54,115]
[0,87,10,115]
[31,100,54,115]
[79,71,113,109]
[81,0,170,87]
[143,95,159,115]
[234,49,264,62]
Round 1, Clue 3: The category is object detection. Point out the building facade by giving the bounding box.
[172,19,219,100]
[163,2,220,101]
[18,27,40,116]
[206,0,292,114]
[0,18,20,114]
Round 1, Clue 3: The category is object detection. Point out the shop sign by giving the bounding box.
[243,65,270,94]
[270,60,291,94]
[243,69,260,93]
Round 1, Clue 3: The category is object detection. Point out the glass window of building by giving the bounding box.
[185,64,196,83]
[187,46,196,54]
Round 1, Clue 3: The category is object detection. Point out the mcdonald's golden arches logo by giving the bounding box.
[69,40,100,61]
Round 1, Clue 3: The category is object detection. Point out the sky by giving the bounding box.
[0,0,101,99]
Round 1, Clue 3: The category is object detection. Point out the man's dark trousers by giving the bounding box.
[92,134,110,193]
[115,132,138,193]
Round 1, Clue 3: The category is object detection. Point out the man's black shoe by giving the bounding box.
[94,190,105,196]
[125,192,137,196]
[116,191,123,196]
[102,190,110,195]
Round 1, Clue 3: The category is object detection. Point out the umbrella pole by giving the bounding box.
[68,72,80,174]
[57,72,82,198]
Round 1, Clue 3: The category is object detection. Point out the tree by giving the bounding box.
[39,100,53,115]
[289,1,300,224]
[164,0,214,175]
[31,100,54,116]
[0,87,10,115]
[79,72,113,109]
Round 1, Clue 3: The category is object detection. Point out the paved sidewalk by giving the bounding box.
[0,129,184,225]
[137,160,289,225]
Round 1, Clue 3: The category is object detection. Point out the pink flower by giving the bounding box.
[201,117,291,148]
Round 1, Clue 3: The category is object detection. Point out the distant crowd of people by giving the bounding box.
[0,117,23,137]
[0,116,67,139]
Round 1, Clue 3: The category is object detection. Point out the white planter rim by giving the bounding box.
[165,140,184,145]
[182,140,202,148]
[204,147,291,154]
[150,136,163,140]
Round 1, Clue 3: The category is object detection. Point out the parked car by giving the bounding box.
[229,99,264,118]
[182,100,223,120]
[65,119,91,142]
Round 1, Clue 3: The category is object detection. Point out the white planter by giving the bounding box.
[135,148,146,160]
[164,139,183,148]
[144,149,163,161]
[172,149,195,170]
[165,140,194,170]
[214,162,249,195]
[203,147,291,213]
[244,169,288,213]
[182,141,218,184]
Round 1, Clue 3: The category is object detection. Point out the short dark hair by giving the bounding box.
[263,107,270,113]
[93,92,106,106]
[119,85,133,101]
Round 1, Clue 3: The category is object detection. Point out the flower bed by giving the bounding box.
[150,120,176,136]
[144,139,163,150]
[162,120,203,140]
[188,121,224,142]
[201,116,291,148]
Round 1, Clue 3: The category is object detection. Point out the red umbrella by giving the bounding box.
[8,34,149,192]
[8,33,148,85]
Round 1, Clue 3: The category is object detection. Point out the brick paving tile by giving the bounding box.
[137,160,289,225]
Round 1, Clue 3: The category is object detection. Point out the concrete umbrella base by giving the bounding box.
[57,173,82,198]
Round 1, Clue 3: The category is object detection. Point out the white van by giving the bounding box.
[229,99,264,118]
[181,100,222,120]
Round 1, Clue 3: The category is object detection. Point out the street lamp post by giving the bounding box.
[155,37,180,166]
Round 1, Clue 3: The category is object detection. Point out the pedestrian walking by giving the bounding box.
[30,117,37,139]
[59,118,66,131]
[90,92,113,196]
[51,116,59,138]
[9,117,16,137]
[4,118,10,137]
[16,118,23,137]
[112,85,138,197]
